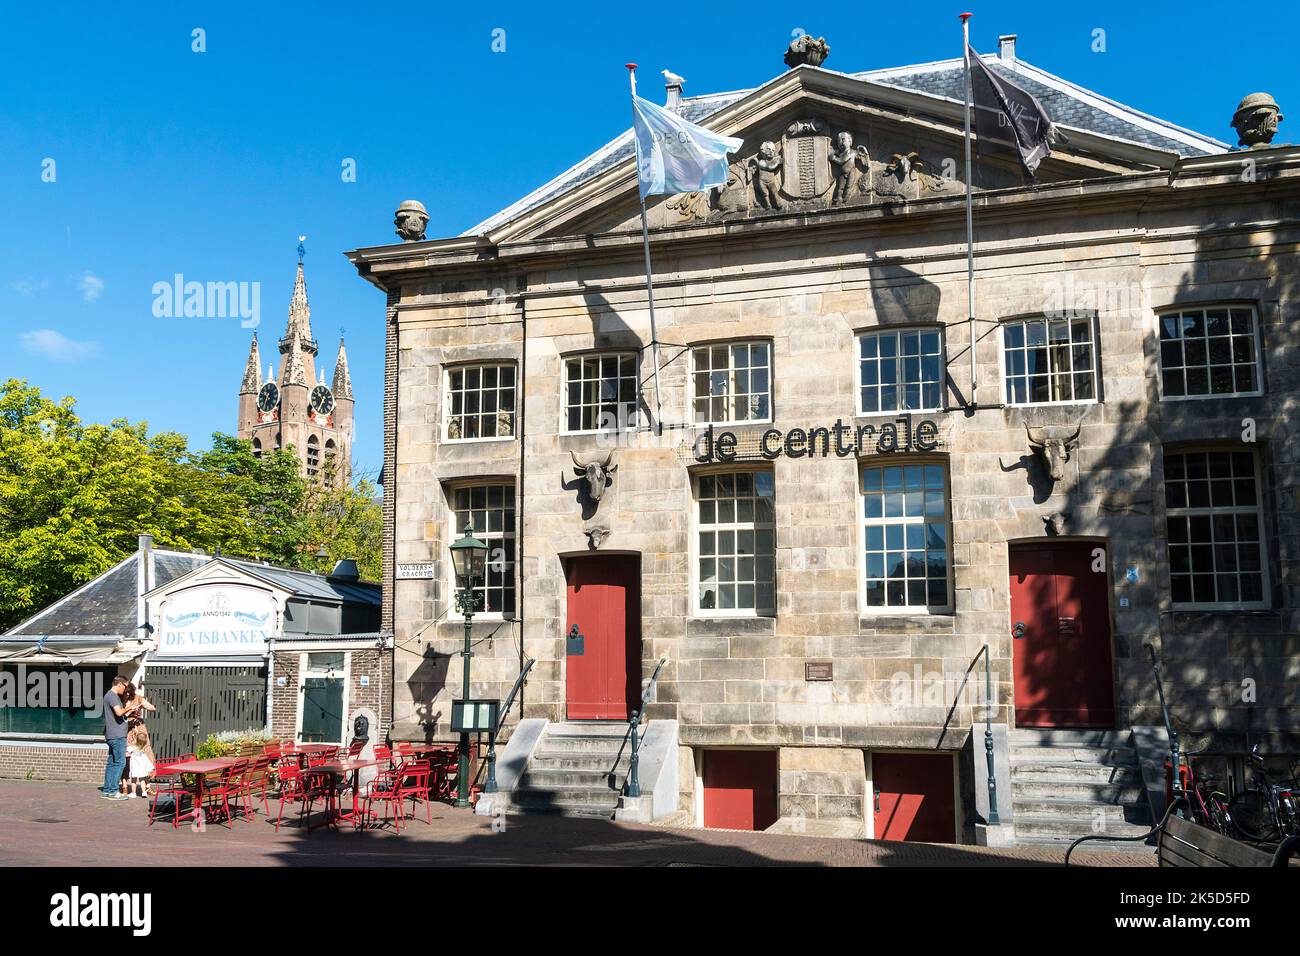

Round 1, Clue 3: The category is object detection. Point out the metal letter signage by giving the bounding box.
[693,415,941,464]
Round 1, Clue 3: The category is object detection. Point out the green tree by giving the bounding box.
[300,459,383,581]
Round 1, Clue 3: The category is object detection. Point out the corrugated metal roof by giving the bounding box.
[4,550,379,639]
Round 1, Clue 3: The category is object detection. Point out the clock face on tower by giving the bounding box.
[310,384,335,417]
[257,382,280,413]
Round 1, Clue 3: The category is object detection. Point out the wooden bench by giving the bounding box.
[1159,815,1299,868]
[1066,800,1300,867]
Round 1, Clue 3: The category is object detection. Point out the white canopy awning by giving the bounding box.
[0,636,142,665]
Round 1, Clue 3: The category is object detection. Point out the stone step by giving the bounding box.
[1012,797,1152,823]
[529,750,629,771]
[1013,812,1154,842]
[510,785,623,810]
[1016,834,1156,853]
[545,722,632,738]
[1008,728,1131,749]
[1011,778,1148,803]
[520,767,623,789]
[1009,745,1137,765]
[505,802,617,820]
[1011,763,1143,784]
[535,735,630,755]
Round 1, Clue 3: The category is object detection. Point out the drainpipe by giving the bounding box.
[516,289,527,720]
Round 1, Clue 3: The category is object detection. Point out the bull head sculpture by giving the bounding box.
[571,450,617,502]
[1025,423,1082,482]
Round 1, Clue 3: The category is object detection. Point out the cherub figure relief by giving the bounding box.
[829,132,870,205]
[751,141,785,210]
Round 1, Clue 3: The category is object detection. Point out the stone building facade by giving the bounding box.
[349,39,1299,841]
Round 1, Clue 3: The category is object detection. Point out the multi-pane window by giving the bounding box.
[564,354,638,432]
[1164,450,1266,607]
[858,328,943,413]
[693,342,772,424]
[446,364,516,440]
[451,483,516,615]
[696,472,775,614]
[1159,307,1261,399]
[1002,317,1096,405]
[862,462,950,610]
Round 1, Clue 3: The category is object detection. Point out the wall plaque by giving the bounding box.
[396,563,435,580]
[805,661,834,681]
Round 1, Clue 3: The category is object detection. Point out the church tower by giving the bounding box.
[236,246,353,485]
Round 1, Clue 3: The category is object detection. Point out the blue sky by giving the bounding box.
[2,2,1295,477]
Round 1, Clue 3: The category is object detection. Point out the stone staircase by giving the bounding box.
[507,722,631,818]
[1009,728,1155,850]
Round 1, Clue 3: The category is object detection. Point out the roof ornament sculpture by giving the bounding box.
[785,34,829,68]
[394,200,429,242]
[1231,93,1283,148]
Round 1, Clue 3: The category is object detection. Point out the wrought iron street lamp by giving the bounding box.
[450,523,488,808]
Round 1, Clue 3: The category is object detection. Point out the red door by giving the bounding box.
[565,555,640,720]
[703,750,779,831]
[1008,541,1116,728]
[872,752,956,842]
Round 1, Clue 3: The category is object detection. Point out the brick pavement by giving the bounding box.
[0,779,1155,867]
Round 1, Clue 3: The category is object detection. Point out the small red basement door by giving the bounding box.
[703,750,779,831]
[872,752,956,843]
[564,554,640,721]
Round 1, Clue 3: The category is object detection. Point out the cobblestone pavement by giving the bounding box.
[0,780,1155,867]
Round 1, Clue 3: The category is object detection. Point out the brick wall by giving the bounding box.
[270,651,300,740]
[0,741,107,783]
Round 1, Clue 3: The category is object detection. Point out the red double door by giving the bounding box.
[565,555,640,721]
[1008,541,1116,728]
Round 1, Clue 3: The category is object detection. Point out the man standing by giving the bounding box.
[102,675,138,800]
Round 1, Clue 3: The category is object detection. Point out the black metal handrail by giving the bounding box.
[610,656,668,798]
[1145,641,1185,817]
[936,643,1000,827]
[482,657,535,795]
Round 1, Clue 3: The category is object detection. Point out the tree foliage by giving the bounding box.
[0,379,383,631]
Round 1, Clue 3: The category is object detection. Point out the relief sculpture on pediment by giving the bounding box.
[661,116,964,224]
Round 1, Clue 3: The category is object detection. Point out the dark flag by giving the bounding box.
[968,46,1061,180]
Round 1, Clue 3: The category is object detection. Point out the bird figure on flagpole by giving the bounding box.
[661,69,685,87]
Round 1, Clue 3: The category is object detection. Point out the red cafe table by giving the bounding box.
[302,758,384,830]
[154,757,241,826]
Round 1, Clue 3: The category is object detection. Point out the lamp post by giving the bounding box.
[449,523,488,809]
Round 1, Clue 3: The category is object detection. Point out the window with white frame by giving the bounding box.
[692,342,771,424]
[564,353,638,432]
[451,483,516,615]
[1164,450,1266,608]
[862,462,950,610]
[1002,317,1097,405]
[446,364,516,441]
[1158,306,1261,399]
[696,471,775,614]
[858,327,943,413]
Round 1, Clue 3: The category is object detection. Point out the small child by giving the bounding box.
[125,722,156,798]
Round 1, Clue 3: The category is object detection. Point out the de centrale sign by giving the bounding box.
[694,415,940,464]
[155,585,275,657]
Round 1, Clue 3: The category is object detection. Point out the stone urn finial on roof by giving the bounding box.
[785,34,830,69]
[1232,93,1284,148]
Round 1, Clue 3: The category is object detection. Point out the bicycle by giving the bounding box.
[1176,749,1233,835]
[1228,744,1300,844]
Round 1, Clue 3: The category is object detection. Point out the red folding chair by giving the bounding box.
[201,759,249,828]
[149,753,194,828]
[274,764,329,832]
[364,760,430,833]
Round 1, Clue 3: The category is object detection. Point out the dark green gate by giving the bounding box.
[146,665,266,760]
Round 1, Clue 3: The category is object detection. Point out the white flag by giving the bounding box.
[632,94,744,200]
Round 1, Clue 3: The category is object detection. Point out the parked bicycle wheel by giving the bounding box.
[1229,788,1278,842]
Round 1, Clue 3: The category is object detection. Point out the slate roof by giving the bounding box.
[464,53,1228,237]
[4,550,378,639]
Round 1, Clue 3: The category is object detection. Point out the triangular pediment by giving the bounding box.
[479,65,1188,245]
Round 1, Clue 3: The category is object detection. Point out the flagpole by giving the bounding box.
[627,62,665,436]
[960,13,978,407]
